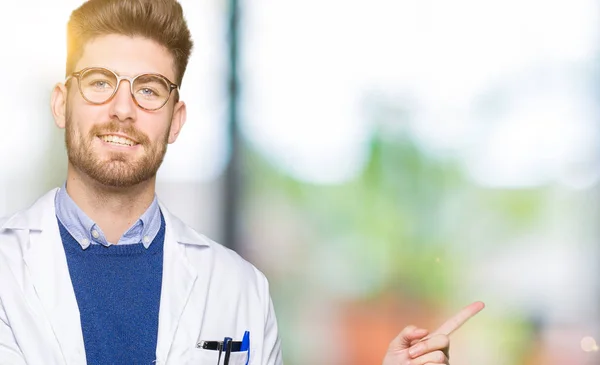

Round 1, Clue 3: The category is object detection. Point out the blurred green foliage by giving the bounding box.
[245,126,547,301]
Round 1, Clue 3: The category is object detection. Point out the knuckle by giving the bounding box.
[412,342,427,354]
[400,324,421,341]
[433,350,447,362]
[403,324,417,333]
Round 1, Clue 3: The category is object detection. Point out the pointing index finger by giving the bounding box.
[432,301,485,335]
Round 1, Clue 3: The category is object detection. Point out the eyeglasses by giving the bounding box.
[66,67,179,111]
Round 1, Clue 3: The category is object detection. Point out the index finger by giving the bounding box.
[432,301,485,335]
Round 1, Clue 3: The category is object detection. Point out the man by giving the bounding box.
[0,0,482,364]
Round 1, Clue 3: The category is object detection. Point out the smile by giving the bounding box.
[99,134,138,147]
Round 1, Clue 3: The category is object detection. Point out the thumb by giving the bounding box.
[388,325,429,351]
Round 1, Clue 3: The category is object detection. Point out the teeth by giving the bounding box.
[100,135,136,146]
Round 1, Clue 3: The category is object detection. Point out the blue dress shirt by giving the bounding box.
[54,183,161,249]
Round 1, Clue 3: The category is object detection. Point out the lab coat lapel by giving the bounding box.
[21,189,87,364]
[155,207,212,362]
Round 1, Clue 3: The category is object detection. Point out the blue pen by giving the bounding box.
[241,331,250,365]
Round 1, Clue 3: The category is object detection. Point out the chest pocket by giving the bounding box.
[188,348,249,365]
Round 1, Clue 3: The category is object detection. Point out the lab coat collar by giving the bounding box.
[18,188,87,364]
[3,188,214,364]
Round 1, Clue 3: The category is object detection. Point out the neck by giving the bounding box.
[65,164,156,243]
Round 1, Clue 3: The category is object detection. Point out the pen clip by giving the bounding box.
[216,340,223,365]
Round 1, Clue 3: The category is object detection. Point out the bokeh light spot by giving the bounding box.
[580,336,598,352]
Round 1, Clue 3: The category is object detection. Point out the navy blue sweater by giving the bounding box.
[58,216,165,365]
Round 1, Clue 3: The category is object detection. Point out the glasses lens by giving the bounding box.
[79,68,118,104]
[132,75,171,110]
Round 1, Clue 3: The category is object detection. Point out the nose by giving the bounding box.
[108,79,137,122]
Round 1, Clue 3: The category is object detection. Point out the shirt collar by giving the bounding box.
[54,183,161,249]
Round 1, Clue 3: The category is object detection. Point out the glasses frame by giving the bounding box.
[65,67,180,111]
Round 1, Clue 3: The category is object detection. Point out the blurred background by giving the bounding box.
[1,0,600,364]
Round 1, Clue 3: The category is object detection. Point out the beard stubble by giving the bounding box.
[64,107,170,188]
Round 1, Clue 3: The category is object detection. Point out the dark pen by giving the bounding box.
[223,337,233,365]
[216,340,223,365]
[219,337,233,365]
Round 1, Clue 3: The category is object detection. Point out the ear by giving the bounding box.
[168,100,187,144]
[51,83,68,129]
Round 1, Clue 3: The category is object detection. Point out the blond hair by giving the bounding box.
[66,0,193,85]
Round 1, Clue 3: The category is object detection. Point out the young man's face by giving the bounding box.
[52,34,186,188]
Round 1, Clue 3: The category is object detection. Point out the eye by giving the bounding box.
[139,88,157,96]
[90,80,112,89]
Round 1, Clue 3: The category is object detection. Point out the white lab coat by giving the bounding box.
[0,188,283,365]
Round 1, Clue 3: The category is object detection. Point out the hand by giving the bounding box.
[381,301,485,365]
